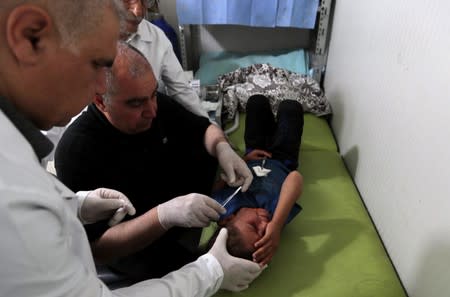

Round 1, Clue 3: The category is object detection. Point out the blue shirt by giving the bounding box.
[212,159,302,224]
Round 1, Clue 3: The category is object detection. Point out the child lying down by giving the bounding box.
[207,94,304,266]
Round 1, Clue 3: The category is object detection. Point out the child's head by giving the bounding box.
[211,207,270,260]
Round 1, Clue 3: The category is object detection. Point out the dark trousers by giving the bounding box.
[244,95,304,170]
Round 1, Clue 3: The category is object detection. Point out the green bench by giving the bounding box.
[214,113,406,297]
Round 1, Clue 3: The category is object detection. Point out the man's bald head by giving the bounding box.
[94,42,158,134]
[103,42,155,103]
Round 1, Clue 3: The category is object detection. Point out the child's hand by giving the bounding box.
[252,221,281,266]
[244,149,272,161]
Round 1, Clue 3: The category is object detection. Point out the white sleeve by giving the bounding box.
[159,43,209,119]
[0,186,223,297]
[111,254,223,297]
[0,188,105,297]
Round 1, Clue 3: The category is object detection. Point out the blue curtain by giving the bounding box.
[177,0,319,29]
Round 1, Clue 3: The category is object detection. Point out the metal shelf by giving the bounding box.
[178,0,333,85]
[311,0,333,84]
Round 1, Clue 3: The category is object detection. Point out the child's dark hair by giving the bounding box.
[207,225,255,261]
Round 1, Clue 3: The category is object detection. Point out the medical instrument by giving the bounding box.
[261,157,266,169]
[221,186,242,207]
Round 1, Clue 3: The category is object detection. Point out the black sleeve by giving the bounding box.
[55,130,110,241]
[55,132,101,192]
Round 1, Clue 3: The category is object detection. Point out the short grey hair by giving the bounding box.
[0,0,127,51]
[102,41,153,104]
[49,0,127,50]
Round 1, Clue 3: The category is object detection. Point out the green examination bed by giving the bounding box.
[214,113,406,297]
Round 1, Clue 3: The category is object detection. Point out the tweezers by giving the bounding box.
[221,186,242,207]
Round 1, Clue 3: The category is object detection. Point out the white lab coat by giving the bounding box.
[0,110,223,297]
[128,20,208,118]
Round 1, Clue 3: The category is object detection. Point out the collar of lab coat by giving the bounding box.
[0,96,53,160]
[136,19,153,43]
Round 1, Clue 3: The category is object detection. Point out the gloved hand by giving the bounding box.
[77,188,136,226]
[157,193,226,230]
[216,142,253,192]
[208,228,263,292]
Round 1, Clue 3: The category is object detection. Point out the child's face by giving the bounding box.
[227,208,270,252]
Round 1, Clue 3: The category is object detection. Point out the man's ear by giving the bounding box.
[93,94,108,112]
[6,5,53,65]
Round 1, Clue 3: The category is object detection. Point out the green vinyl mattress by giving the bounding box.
[227,114,338,154]
[214,113,406,297]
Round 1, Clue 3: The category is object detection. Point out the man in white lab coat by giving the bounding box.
[120,0,256,191]
[123,0,207,118]
[0,1,262,296]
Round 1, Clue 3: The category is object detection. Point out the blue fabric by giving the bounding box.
[177,0,319,29]
[277,0,321,28]
[212,159,301,224]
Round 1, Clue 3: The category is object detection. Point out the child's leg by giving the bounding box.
[244,95,276,154]
[270,100,304,170]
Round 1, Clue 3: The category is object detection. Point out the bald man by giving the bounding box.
[55,41,263,283]
[56,41,264,288]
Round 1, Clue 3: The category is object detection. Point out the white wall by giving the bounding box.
[324,1,450,296]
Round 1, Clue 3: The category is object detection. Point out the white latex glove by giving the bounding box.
[77,188,136,226]
[157,193,226,230]
[208,228,263,292]
[216,142,253,192]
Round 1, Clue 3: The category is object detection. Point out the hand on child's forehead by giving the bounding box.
[255,208,270,218]
[234,208,270,225]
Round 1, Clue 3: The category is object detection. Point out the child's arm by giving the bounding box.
[253,170,303,265]
[244,149,272,162]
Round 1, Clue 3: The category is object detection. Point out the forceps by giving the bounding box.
[221,186,242,207]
